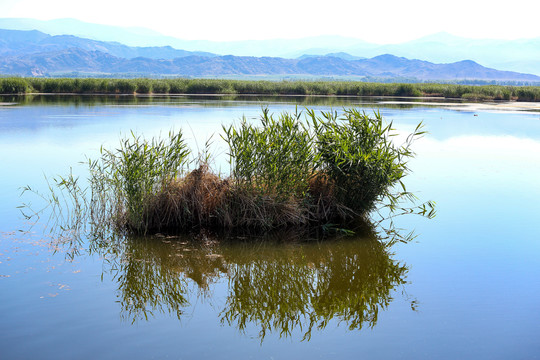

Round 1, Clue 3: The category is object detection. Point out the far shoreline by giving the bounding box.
[1,77,540,103]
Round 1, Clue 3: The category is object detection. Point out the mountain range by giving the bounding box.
[2,18,539,76]
[0,23,539,82]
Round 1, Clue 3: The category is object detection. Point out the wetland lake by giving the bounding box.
[1,95,540,359]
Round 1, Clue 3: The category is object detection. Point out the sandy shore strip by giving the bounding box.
[378,100,540,113]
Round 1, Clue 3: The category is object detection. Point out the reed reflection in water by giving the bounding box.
[93,230,410,341]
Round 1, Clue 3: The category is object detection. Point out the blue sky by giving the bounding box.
[1,0,539,43]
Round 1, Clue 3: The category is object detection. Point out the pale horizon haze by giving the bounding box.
[1,0,539,43]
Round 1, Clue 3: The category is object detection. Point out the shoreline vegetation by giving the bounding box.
[25,107,434,238]
[1,77,540,101]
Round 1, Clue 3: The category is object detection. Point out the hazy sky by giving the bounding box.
[1,0,539,43]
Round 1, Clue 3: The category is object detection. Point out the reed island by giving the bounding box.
[32,107,434,236]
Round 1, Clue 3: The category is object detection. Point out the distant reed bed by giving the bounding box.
[1,77,540,101]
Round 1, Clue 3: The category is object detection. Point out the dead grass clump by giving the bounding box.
[135,166,351,233]
[225,189,308,230]
[306,172,355,224]
[135,167,363,233]
[139,164,230,232]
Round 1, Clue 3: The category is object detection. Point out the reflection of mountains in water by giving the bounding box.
[102,230,410,340]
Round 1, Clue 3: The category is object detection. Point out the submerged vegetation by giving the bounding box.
[24,107,434,238]
[1,77,540,101]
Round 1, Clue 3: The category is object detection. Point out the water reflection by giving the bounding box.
[220,236,408,340]
[1,94,443,109]
[93,230,409,340]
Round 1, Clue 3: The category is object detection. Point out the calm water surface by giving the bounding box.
[1,95,540,359]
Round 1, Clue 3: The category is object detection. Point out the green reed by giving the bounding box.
[3,77,540,101]
[88,130,191,232]
[310,108,424,214]
[223,107,429,220]
[222,107,316,199]
[0,77,28,94]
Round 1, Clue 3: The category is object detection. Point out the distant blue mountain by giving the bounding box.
[338,32,540,76]
[0,29,215,60]
[0,18,168,47]
[299,53,365,61]
[0,18,367,56]
[2,18,539,76]
[1,31,538,82]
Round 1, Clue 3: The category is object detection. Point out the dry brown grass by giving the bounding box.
[130,165,357,233]
[228,189,308,229]
[306,172,356,224]
[139,164,229,231]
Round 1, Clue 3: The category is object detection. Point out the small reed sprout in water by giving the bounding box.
[24,107,435,238]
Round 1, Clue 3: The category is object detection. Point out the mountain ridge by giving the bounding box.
[1,18,539,75]
[2,43,538,82]
[0,28,216,59]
